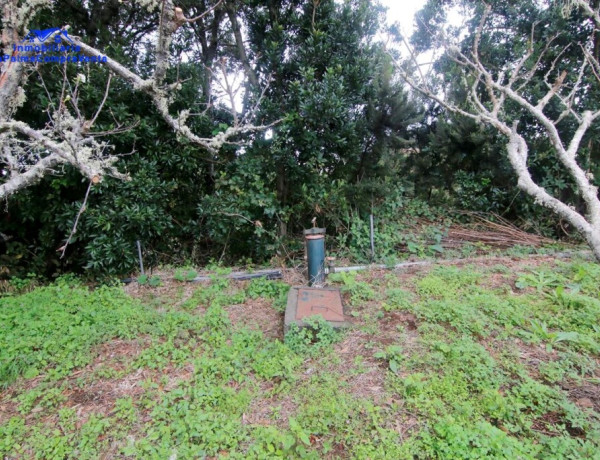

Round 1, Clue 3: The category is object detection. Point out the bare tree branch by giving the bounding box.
[59,179,93,259]
[393,2,600,260]
[0,0,278,200]
[88,72,113,130]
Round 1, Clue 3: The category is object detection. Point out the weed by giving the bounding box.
[328,271,375,305]
[538,360,569,384]
[285,316,342,355]
[179,275,247,310]
[352,426,412,459]
[134,339,194,370]
[294,376,355,435]
[137,274,148,285]
[487,263,512,274]
[173,267,198,282]
[383,272,403,288]
[2,259,600,458]
[416,266,480,299]
[0,284,162,387]
[413,298,490,336]
[526,320,580,352]
[247,425,305,458]
[383,288,415,311]
[148,275,162,287]
[246,277,289,299]
[416,417,538,458]
[404,225,446,257]
[374,345,404,373]
[0,273,40,296]
[246,277,290,312]
[516,270,562,292]
[137,274,162,287]
[351,355,368,375]
[272,289,289,312]
[113,397,137,424]
[179,286,204,310]
[16,388,44,414]
[458,242,479,258]
[78,414,111,454]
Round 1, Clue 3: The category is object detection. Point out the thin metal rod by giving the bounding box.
[120,270,282,284]
[190,269,282,282]
[325,250,588,274]
[369,213,375,260]
[136,240,145,275]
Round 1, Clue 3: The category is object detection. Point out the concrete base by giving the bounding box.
[284,286,351,334]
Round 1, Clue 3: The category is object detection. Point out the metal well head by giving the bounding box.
[284,287,351,335]
[304,227,326,286]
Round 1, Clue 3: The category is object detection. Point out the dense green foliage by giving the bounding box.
[1,0,598,277]
[1,0,424,277]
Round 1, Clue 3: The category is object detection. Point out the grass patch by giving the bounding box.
[0,278,166,387]
[1,257,600,458]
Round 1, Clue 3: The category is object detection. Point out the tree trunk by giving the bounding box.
[0,1,26,122]
[225,2,259,89]
[585,229,600,261]
[507,129,600,262]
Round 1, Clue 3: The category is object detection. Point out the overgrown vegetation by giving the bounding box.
[4,0,594,279]
[285,315,343,355]
[1,257,599,458]
[0,277,164,387]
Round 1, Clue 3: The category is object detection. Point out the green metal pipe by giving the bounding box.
[306,234,325,286]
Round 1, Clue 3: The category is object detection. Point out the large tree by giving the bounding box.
[182,0,420,261]
[398,0,600,260]
[0,0,274,199]
[1,0,420,275]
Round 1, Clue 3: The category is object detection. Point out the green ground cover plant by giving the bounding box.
[0,278,163,387]
[173,267,199,282]
[1,256,599,458]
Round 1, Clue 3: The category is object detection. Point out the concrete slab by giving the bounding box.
[284,286,351,334]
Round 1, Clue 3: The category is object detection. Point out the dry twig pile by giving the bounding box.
[443,213,555,249]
